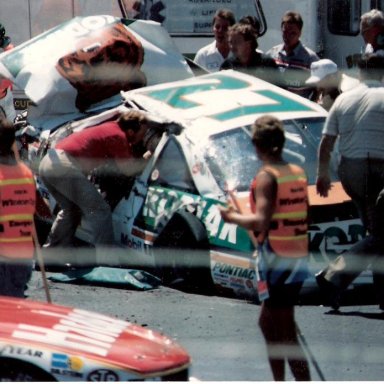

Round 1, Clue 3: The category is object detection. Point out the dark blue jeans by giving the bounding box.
[0,259,33,298]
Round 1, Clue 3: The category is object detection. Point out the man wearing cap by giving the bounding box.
[315,54,384,311]
[306,59,359,111]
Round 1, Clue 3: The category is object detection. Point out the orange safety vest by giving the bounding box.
[0,162,36,259]
[250,163,308,258]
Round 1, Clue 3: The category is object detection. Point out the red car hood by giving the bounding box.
[0,297,190,375]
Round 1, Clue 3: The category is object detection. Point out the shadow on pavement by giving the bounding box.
[298,283,382,309]
[324,309,384,320]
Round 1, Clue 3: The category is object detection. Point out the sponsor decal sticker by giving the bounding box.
[0,345,43,358]
[51,353,84,378]
[87,369,119,381]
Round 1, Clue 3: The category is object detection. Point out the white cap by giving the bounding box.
[305,59,338,85]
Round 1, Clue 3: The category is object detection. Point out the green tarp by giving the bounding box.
[48,267,162,290]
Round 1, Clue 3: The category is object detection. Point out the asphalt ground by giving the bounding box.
[27,270,384,382]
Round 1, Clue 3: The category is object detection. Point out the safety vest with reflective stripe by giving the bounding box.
[250,163,308,258]
[0,162,36,259]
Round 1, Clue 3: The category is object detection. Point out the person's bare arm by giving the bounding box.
[115,157,148,177]
[316,134,337,197]
[12,142,20,161]
[219,170,276,232]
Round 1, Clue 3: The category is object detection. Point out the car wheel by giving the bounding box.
[161,367,189,381]
[0,358,55,381]
[153,210,213,292]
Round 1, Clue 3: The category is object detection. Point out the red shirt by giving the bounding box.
[0,79,12,98]
[0,43,14,99]
[56,120,133,172]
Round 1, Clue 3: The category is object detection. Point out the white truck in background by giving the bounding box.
[120,0,381,67]
[0,0,382,110]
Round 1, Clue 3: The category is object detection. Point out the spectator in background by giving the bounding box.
[193,9,235,72]
[0,23,16,122]
[239,15,264,53]
[315,54,384,311]
[267,11,319,98]
[220,23,282,86]
[0,118,36,298]
[360,9,384,55]
[306,58,359,111]
[239,15,261,35]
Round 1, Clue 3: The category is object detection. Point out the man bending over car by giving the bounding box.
[39,110,151,267]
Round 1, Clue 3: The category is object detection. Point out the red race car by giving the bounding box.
[0,297,190,381]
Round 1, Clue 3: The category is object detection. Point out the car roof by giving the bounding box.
[122,70,328,142]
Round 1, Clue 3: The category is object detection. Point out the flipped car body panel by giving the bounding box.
[0,15,193,131]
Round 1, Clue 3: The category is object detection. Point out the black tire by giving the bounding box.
[153,210,213,292]
[162,368,189,381]
[0,358,55,381]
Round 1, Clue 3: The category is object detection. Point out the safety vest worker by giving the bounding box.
[0,162,36,259]
[250,163,308,258]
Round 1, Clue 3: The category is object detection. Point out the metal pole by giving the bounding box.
[296,325,326,381]
[33,222,52,304]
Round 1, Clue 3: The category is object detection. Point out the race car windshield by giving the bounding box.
[204,118,329,192]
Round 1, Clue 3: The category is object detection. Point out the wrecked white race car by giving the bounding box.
[0,15,365,298]
[33,70,364,298]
